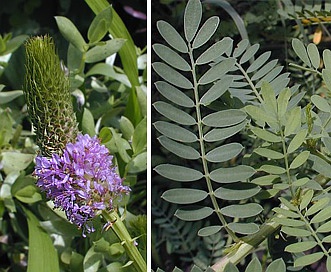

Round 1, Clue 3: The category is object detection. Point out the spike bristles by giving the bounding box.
[23,35,78,157]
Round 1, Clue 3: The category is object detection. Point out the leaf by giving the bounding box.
[294,252,324,268]
[284,107,301,136]
[254,148,283,160]
[198,225,222,236]
[0,90,23,104]
[158,136,200,160]
[210,165,256,183]
[204,120,247,142]
[198,58,236,85]
[205,143,243,163]
[250,127,281,143]
[306,197,329,216]
[153,62,193,89]
[157,20,188,53]
[322,68,331,91]
[26,208,60,272]
[327,257,331,272]
[310,154,331,179]
[87,6,112,43]
[251,175,279,186]
[245,105,275,124]
[251,60,278,81]
[193,16,220,49]
[184,0,202,42]
[81,108,95,136]
[233,39,249,58]
[154,164,203,182]
[153,101,196,125]
[227,222,259,235]
[214,183,261,200]
[272,218,305,227]
[289,151,310,169]
[175,207,214,221]
[273,208,300,218]
[287,129,307,154]
[14,185,42,204]
[200,75,233,105]
[292,38,311,66]
[285,241,317,253]
[127,151,147,173]
[311,206,331,223]
[155,81,194,108]
[311,94,330,112]
[259,165,285,175]
[85,39,126,63]
[239,44,260,64]
[245,258,262,272]
[196,37,232,64]
[265,259,286,272]
[307,43,320,69]
[55,16,86,52]
[220,203,263,218]
[292,177,309,187]
[132,117,147,154]
[324,49,331,70]
[281,226,311,237]
[162,189,208,204]
[153,44,191,71]
[316,220,331,233]
[247,51,271,73]
[154,121,197,143]
[119,116,134,140]
[202,109,246,127]
[300,189,314,211]
[1,152,35,175]
[224,262,239,272]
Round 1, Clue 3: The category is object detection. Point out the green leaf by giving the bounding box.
[311,206,331,223]
[87,6,112,43]
[1,152,35,175]
[198,225,222,236]
[306,197,329,216]
[14,185,42,204]
[157,20,188,53]
[300,189,314,211]
[323,49,331,70]
[55,16,86,52]
[287,129,307,154]
[119,116,134,140]
[204,120,247,142]
[322,68,331,91]
[245,105,275,124]
[193,16,220,49]
[210,165,256,183]
[251,175,279,186]
[259,165,285,175]
[239,44,260,64]
[311,94,330,112]
[233,39,249,58]
[327,257,331,272]
[153,62,193,89]
[261,82,277,115]
[294,252,324,268]
[214,183,261,200]
[205,143,243,163]
[316,220,331,233]
[292,177,309,187]
[284,107,301,136]
[250,127,281,143]
[292,38,311,67]
[198,58,236,85]
[175,207,213,221]
[307,43,320,69]
[196,37,231,64]
[277,88,291,118]
[132,117,147,154]
[155,81,194,108]
[323,235,331,243]
[273,207,300,218]
[254,148,283,160]
[251,60,278,81]
[158,136,200,160]
[245,258,262,272]
[153,44,191,71]
[247,51,271,73]
[285,241,317,253]
[81,108,95,136]
[184,0,202,42]
[0,90,23,104]
[281,226,311,237]
[310,154,331,179]
[154,164,203,182]
[289,150,310,169]
[202,109,246,127]
[227,222,259,235]
[127,151,147,173]
[162,188,208,204]
[220,203,263,218]
[25,208,60,272]
[85,39,125,63]
[200,75,233,105]
[153,101,196,125]
[272,218,305,227]
[224,262,239,272]
[265,259,286,272]
[154,121,197,143]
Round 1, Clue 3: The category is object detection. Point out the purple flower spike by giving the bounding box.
[34,134,130,236]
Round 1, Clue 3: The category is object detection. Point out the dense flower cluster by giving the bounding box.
[34,134,130,235]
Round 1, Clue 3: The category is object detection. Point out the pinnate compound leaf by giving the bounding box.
[198,225,222,236]
[233,39,249,58]
[285,241,317,253]
[196,37,231,64]
[250,127,281,143]
[306,197,329,216]
[220,203,263,218]
[204,120,247,142]
[154,164,203,182]
[175,207,214,221]
[162,189,208,204]
[281,226,311,237]
[294,252,324,268]
[157,21,188,53]
[155,81,194,108]
[184,0,202,42]
[239,44,260,64]
[153,62,193,89]
[210,165,256,183]
[247,51,271,73]
[154,121,197,143]
[205,143,243,163]
[200,75,233,105]
[311,94,330,112]
[87,6,112,43]
[193,16,220,49]
[198,58,236,85]
[245,258,262,272]
[292,38,311,67]
[287,129,307,154]
[202,109,246,127]
[153,101,196,125]
[214,183,261,200]
[307,43,320,69]
[227,222,259,235]
[289,151,310,169]
[158,136,200,160]
[153,44,191,71]
[265,259,286,272]
[311,206,331,223]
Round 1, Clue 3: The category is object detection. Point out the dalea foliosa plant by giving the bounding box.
[23,36,146,272]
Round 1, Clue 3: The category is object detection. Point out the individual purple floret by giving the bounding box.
[34,134,130,236]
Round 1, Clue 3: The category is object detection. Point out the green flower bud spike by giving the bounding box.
[24,35,78,157]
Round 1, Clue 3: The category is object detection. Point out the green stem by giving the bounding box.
[102,210,146,272]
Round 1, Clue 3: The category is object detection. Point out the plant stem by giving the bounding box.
[102,210,146,272]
